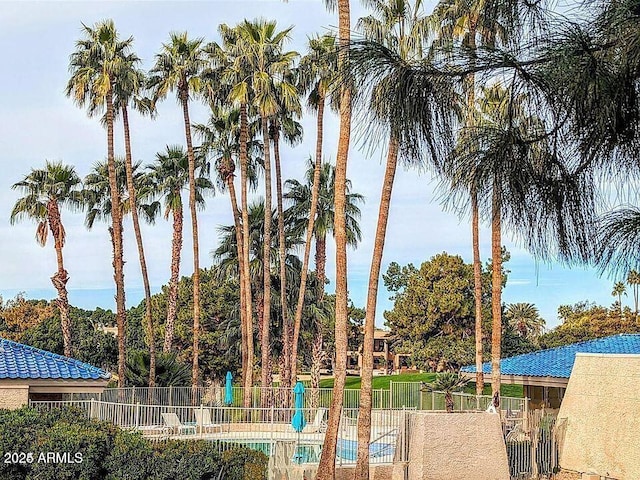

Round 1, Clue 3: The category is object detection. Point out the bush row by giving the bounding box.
[0,407,267,480]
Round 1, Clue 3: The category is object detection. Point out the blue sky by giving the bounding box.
[0,1,619,330]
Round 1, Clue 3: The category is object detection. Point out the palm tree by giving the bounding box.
[194,106,263,399]
[271,111,303,390]
[430,0,518,398]
[505,303,545,340]
[285,160,364,384]
[148,32,207,390]
[612,281,627,313]
[314,0,354,474]
[353,1,430,475]
[146,146,212,353]
[232,19,299,393]
[10,162,82,357]
[66,20,132,386]
[627,270,640,317]
[423,372,469,413]
[289,33,339,389]
[112,47,158,387]
[212,24,257,405]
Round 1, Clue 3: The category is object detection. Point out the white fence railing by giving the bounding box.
[29,399,410,466]
[66,383,527,412]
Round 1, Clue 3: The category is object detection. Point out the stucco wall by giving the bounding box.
[403,412,509,480]
[557,353,640,480]
[0,386,29,409]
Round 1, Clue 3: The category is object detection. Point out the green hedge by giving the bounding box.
[0,407,267,480]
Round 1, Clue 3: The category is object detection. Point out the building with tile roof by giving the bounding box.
[0,337,111,409]
[461,334,640,408]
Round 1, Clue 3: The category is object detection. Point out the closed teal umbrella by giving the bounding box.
[224,371,233,405]
[291,381,306,432]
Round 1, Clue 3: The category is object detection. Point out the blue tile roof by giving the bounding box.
[461,334,640,378]
[0,338,111,380]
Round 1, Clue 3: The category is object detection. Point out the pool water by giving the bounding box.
[336,439,394,461]
[219,440,321,463]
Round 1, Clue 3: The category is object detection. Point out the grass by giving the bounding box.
[319,373,524,398]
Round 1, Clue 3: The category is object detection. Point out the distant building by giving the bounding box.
[461,334,640,408]
[346,329,413,375]
[0,337,111,409]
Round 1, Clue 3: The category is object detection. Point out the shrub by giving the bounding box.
[0,408,267,480]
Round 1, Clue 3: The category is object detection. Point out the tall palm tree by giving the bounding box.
[146,146,212,353]
[271,111,303,390]
[627,270,640,317]
[212,25,257,406]
[66,20,132,386]
[612,281,627,313]
[289,33,339,389]
[284,160,363,384]
[10,162,82,358]
[353,1,430,475]
[238,19,299,393]
[148,32,207,390]
[112,48,158,387]
[430,0,516,398]
[505,303,545,340]
[316,4,352,474]
[446,84,551,407]
[194,106,264,398]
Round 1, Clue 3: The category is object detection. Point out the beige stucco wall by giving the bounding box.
[557,353,640,480]
[401,412,509,480]
[0,386,29,409]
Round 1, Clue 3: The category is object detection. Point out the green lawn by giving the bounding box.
[319,373,524,398]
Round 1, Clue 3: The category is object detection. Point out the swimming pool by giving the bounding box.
[217,439,321,463]
[336,439,395,461]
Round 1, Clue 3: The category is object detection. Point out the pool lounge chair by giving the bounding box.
[194,408,224,433]
[306,408,328,433]
[161,412,196,435]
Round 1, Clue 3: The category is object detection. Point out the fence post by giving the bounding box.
[390,381,394,409]
[169,385,173,408]
[135,402,140,429]
[131,386,135,404]
[431,391,435,410]
[199,404,204,437]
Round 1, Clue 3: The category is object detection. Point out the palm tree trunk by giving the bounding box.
[48,200,72,358]
[180,88,201,392]
[261,116,273,396]
[122,105,156,388]
[226,174,248,389]
[317,1,351,477]
[310,331,323,408]
[239,102,254,408]
[472,188,484,395]
[491,182,502,408]
[271,121,292,390]
[106,88,127,388]
[164,201,183,352]
[315,234,327,292]
[291,98,326,384]
[354,135,399,480]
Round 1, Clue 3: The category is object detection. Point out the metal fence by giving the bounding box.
[74,383,528,412]
[29,399,559,479]
[28,399,408,467]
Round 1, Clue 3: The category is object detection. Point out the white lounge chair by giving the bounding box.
[194,408,223,433]
[161,412,196,435]
[307,407,328,433]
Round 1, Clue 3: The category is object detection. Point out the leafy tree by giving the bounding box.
[540,301,640,349]
[0,294,55,341]
[21,309,118,372]
[10,162,82,357]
